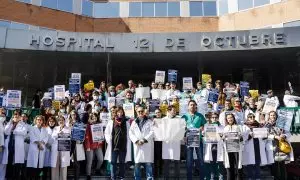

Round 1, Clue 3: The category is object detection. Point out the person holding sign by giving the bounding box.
[182,100,207,180]
[129,106,154,180]
[242,113,268,180]
[203,112,224,180]
[27,115,49,179]
[222,113,244,180]
[84,113,104,180]
[50,116,71,180]
[104,106,131,180]
[162,105,181,180]
[166,82,181,101]
[264,111,294,180]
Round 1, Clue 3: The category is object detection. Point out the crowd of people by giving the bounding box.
[0,79,297,180]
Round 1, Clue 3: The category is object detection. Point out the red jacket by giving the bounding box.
[84,123,104,150]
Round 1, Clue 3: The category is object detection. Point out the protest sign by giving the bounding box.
[123,103,135,118]
[168,69,177,83]
[179,99,189,116]
[0,94,3,107]
[54,85,65,101]
[151,89,167,100]
[249,90,259,99]
[100,112,110,126]
[107,97,116,109]
[52,100,60,111]
[202,74,212,85]
[197,100,208,116]
[76,144,85,161]
[208,90,219,103]
[155,70,165,84]
[153,118,164,141]
[224,87,236,99]
[6,90,22,108]
[153,118,186,141]
[58,133,71,151]
[91,123,104,142]
[262,99,279,114]
[84,80,94,91]
[71,73,81,83]
[252,128,268,138]
[204,124,218,143]
[149,99,160,114]
[182,77,193,91]
[69,78,80,96]
[276,109,294,132]
[116,97,125,106]
[71,123,86,141]
[186,128,200,147]
[225,132,240,152]
[240,81,250,98]
[135,87,150,99]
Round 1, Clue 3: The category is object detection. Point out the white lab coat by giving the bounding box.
[204,124,224,162]
[104,120,132,162]
[24,123,32,161]
[2,121,27,164]
[266,96,280,108]
[0,117,5,147]
[50,126,71,168]
[44,127,55,167]
[27,126,49,168]
[244,108,260,122]
[222,125,245,169]
[165,89,181,100]
[200,88,210,102]
[219,110,233,126]
[129,118,154,163]
[241,125,268,166]
[283,94,300,107]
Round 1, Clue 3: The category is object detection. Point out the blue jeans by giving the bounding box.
[186,142,204,180]
[134,163,153,180]
[111,150,126,180]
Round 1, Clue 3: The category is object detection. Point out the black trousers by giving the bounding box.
[27,167,42,180]
[271,161,287,180]
[226,152,242,180]
[6,163,23,180]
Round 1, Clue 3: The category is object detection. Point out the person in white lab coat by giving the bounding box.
[165,82,181,101]
[2,110,27,180]
[283,90,300,107]
[0,108,6,180]
[219,99,234,126]
[242,113,268,180]
[244,98,260,122]
[129,106,154,180]
[43,116,57,180]
[266,90,280,108]
[162,105,181,180]
[232,98,245,125]
[27,115,49,180]
[51,116,71,180]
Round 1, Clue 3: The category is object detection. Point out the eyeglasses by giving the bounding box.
[137,111,144,113]
[248,116,255,118]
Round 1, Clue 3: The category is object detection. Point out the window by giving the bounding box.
[142,2,154,17]
[41,0,58,9]
[0,20,10,28]
[219,0,228,15]
[168,2,180,17]
[203,1,217,16]
[284,20,300,27]
[190,1,203,16]
[82,0,93,17]
[238,0,253,11]
[155,2,167,17]
[94,2,119,18]
[10,22,29,30]
[57,0,73,12]
[16,0,31,3]
[254,0,270,7]
[129,2,141,17]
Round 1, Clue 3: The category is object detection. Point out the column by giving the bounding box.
[106,53,112,85]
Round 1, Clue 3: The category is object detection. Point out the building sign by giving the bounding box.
[2,26,300,52]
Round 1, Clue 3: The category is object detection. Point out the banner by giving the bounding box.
[208,90,219,103]
[107,97,116,109]
[149,99,160,114]
[225,132,240,153]
[54,85,65,100]
[240,81,250,98]
[151,89,167,100]
[153,118,186,141]
[204,124,218,143]
[123,103,135,118]
[252,128,268,138]
[135,87,150,99]
[202,74,212,86]
[116,97,125,106]
[182,77,193,91]
[276,109,294,132]
[262,99,279,114]
[155,70,165,84]
[69,78,80,96]
[6,90,22,108]
[71,123,86,141]
[186,128,200,147]
[168,69,177,83]
[58,133,71,151]
[91,123,104,142]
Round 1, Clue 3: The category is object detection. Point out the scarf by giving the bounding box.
[244,120,260,129]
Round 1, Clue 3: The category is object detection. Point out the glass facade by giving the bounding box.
[129,2,142,17]
[203,1,217,16]
[57,0,73,12]
[142,2,154,17]
[219,0,228,16]
[94,2,119,18]
[254,0,270,7]
[82,0,93,17]
[167,2,180,17]
[190,1,203,16]
[41,0,57,9]
[155,2,167,17]
[16,0,31,3]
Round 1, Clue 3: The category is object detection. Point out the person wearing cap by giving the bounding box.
[165,82,180,101]
[283,90,300,108]
[266,90,280,108]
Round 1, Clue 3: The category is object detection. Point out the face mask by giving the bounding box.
[60,109,66,113]
[93,95,99,101]
[0,116,5,123]
[110,92,115,96]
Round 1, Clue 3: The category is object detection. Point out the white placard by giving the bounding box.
[151,89,167,100]
[123,103,135,118]
[262,98,279,114]
[6,90,22,108]
[100,112,110,125]
[54,85,65,100]
[135,87,150,99]
[76,144,85,161]
[204,124,218,143]
[252,128,268,138]
[71,73,81,84]
[179,99,189,116]
[182,77,193,91]
[107,97,116,109]
[153,118,186,141]
[91,123,104,142]
[155,70,165,84]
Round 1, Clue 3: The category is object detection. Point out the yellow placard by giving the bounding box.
[202,74,212,85]
[160,104,168,116]
[84,80,95,91]
[249,90,259,99]
[52,100,60,111]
